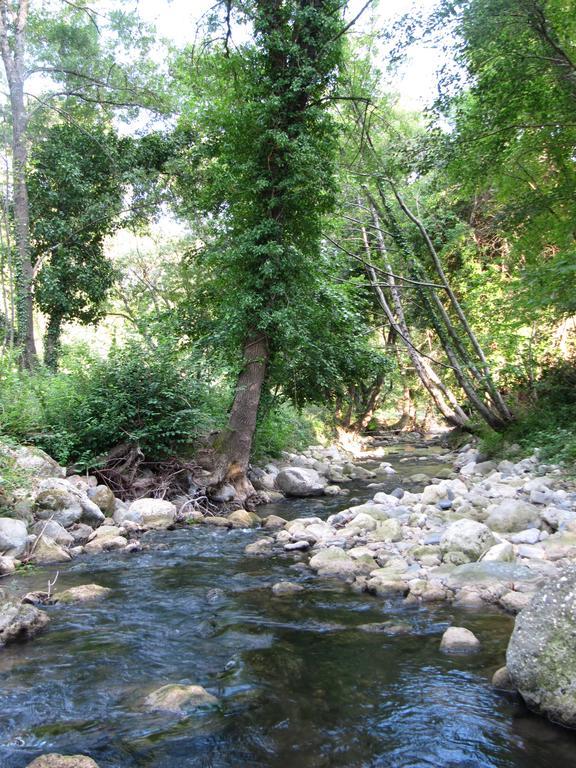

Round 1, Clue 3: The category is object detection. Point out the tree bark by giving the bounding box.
[210,332,269,503]
[387,182,513,424]
[0,0,37,368]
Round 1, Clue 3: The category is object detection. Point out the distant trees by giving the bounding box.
[0,0,164,366]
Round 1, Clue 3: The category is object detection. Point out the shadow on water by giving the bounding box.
[1,444,575,767]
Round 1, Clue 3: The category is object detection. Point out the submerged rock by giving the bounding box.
[57,584,112,604]
[492,666,516,692]
[507,565,576,728]
[244,538,274,556]
[26,755,99,767]
[440,626,481,652]
[272,581,305,596]
[144,683,218,713]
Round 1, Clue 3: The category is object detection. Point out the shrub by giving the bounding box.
[37,341,229,468]
[480,361,576,466]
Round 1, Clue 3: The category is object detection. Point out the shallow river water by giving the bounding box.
[1,444,576,768]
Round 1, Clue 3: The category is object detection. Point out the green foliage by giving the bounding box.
[0,343,230,469]
[0,351,45,440]
[172,0,345,358]
[29,122,128,356]
[434,0,576,317]
[37,342,229,467]
[0,438,33,496]
[480,362,576,464]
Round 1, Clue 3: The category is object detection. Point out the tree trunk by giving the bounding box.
[349,373,385,432]
[44,312,63,371]
[209,332,269,503]
[0,0,37,368]
[361,219,470,429]
[387,182,513,424]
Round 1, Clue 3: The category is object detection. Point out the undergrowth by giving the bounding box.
[480,362,576,467]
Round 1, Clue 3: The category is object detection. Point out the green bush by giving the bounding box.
[0,351,45,440]
[480,362,576,466]
[0,342,230,469]
[0,342,335,471]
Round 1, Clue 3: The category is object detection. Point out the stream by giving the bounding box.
[1,443,576,767]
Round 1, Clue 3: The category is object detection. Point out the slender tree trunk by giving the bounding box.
[361,218,470,429]
[44,312,63,371]
[388,182,513,423]
[0,0,36,368]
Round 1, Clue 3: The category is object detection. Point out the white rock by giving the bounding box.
[440,519,496,561]
[481,541,514,562]
[115,498,176,529]
[0,517,28,557]
[275,467,327,497]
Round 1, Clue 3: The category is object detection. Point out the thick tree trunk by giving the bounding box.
[209,332,269,503]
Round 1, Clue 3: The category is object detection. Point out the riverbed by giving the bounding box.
[1,443,576,767]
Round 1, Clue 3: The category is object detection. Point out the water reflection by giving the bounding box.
[0,446,575,767]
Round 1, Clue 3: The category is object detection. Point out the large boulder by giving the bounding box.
[34,479,105,529]
[0,517,28,557]
[485,499,541,532]
[0,600,49,645]
[29,536,72,565]
[114,498,176,529]
[87,485,116,516]
[32,520,74,547]
[275,467,326,497]
[440,519,496,562]
[34,485,82,528]
[507,566,576,728]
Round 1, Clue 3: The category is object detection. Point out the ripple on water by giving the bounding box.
[1,449,576,767]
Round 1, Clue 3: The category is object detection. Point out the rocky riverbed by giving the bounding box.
[1,436,576,766]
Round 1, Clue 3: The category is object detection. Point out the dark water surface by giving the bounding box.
[1,445,575,767]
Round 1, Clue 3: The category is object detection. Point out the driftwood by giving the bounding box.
[92,443,219,513]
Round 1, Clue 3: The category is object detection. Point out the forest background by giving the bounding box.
[0,0,574,501]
